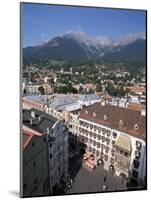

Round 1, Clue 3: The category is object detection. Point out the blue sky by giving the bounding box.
[22,3,146,47]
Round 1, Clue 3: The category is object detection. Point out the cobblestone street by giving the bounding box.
[67,164,127,194]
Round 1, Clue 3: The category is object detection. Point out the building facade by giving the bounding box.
[70,103,146,187]
[22,126,50,197]
[23,108,69,195]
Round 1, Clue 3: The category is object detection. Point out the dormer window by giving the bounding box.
[119,120,123,127]
[85,110,88,114]
[134,124,139,130]
[104,115,107,120]
[93,112,96,117]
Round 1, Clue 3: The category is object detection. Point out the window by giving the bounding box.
[94,125,97,131]
[133,170,138,178]
[79,121,83,126]
[49,143,52,148]
[34,178,38,184]
[119,120,123,127]
[93,112,96,117]
[111,152,115,157]
[113,132,117,138]
[85,110,88,114]
[107,130,111,137]
[104,115,107,120]
[93,133,97,139]
[90,124,93,130]
[134,124,139,130]
[96,151,100,157]
[98,135,101,140]
[136,141,142,149]
[90,132,93,137]
[102,128,106,135]
[98,127,101,133]
[105,154,108,161]
[89,139,92,144]
[32,142,35,147]
[50,154,52,159]
[111,158,114,164]
[105,146,109,153]
[92,148,96,154]
[23,183,27,189]
[85,131,88,136]
[133,159,140,169]
[97,142,100,148]
[33,161,36,167]
[93,141,96,146]
[120,150,124,155]
[125,152,129,157]
[106,138,110,145]
[135,151,141,159]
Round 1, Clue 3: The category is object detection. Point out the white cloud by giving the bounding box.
[114,32,146,46]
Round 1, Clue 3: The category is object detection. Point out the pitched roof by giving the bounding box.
[78,94,100,102]
[23,95,51,105]
[23,108,57,134]
[49,96,75,110]
[78,103,146,140]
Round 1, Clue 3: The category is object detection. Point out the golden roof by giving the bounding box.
[115,134,131,152]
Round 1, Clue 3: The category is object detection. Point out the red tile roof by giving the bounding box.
[23,125,42,149]
[78,103,146,140]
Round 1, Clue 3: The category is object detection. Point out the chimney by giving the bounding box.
[31,111,35,118]
[30,118,33,125]
[38,115,41,121]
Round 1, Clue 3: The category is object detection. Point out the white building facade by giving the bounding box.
[70,103,146,186]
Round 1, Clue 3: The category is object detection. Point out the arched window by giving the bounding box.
[93,112,96,117]
[119,120,123,127]
[134,124,139,130]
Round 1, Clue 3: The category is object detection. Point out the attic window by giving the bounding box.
[93,112,96,117]
[85,110,88,114]
[134,124,139,130]
[104,115,107,120]
[119,120,123,126]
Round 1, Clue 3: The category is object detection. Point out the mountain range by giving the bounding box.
[23,31,146,62]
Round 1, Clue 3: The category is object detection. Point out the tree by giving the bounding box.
[38,86,45,95]
[79,85,83,94]
[54,84,78,94]
[96,83,103,92]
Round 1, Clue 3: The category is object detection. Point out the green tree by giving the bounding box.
[96,83,102,92]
